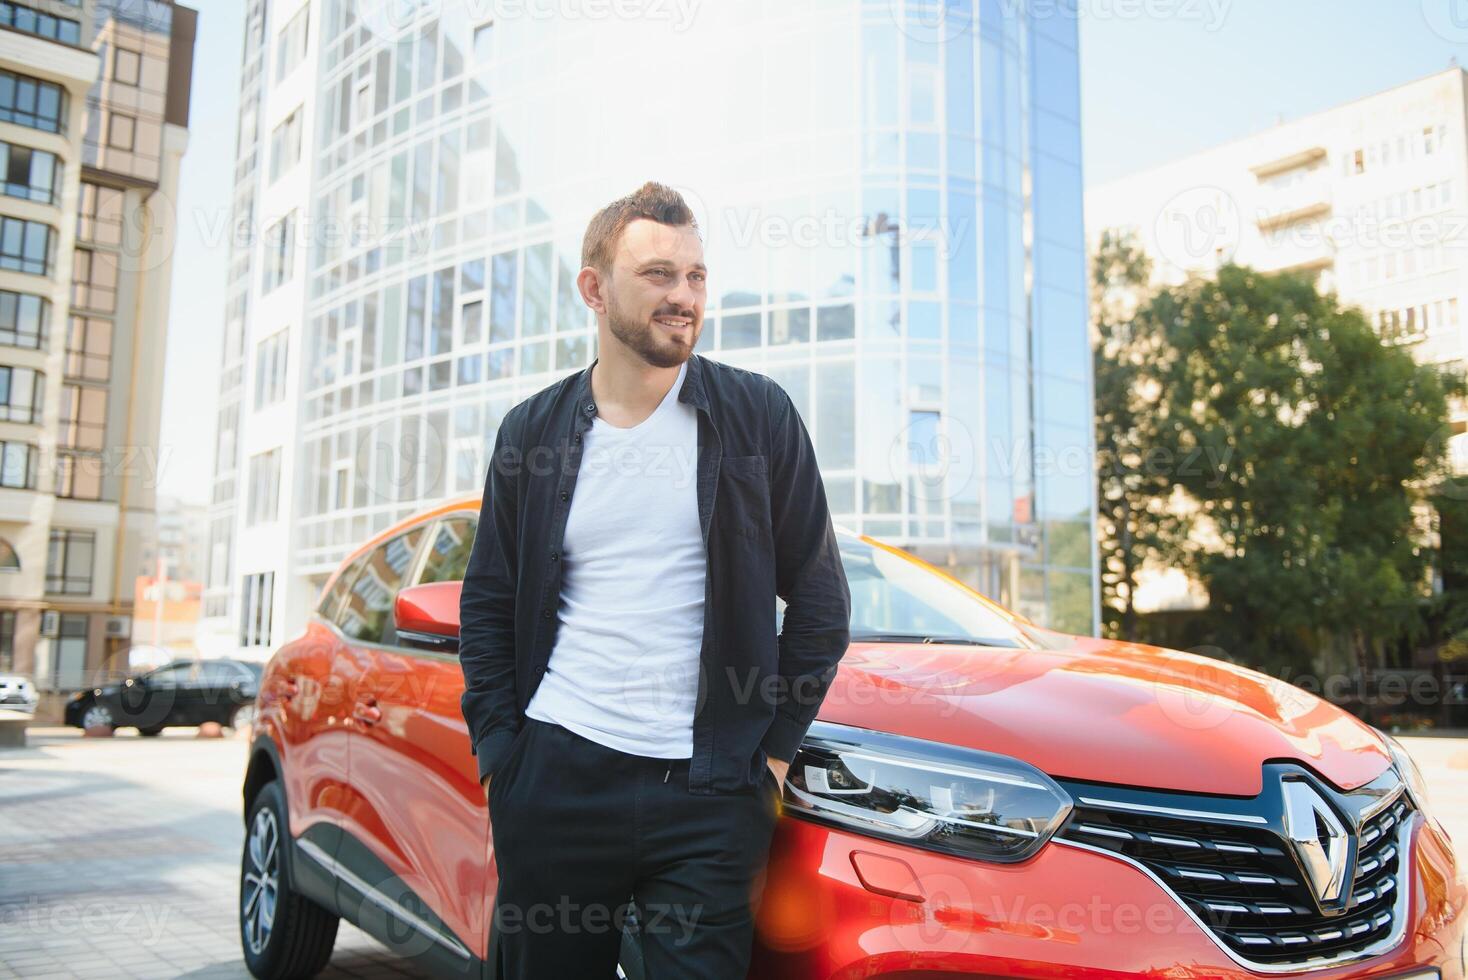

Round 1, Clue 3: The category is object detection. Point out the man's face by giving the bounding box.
[602,218,707,368]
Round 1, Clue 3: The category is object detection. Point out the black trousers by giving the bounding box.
[488,718,781,979]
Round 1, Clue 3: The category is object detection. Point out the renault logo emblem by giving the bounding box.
[1282,778,1350,911]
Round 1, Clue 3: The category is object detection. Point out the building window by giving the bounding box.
[269,108,302,182]
[71,248,118,312]
[246,449,281,525]
[113,47,141,85]
[57,383,106,451]
[0,1,81,44]
[77,183,125,247]
[52,613,88,690]
[0,538,17,572]
[46,529,95,595]
[106,112,135,151]
[240,571,274,647]
[275,6,309,83]
[0,442,38,489]
[65,315,112,381]
[54,452,102,500]
[0,141,59,205]
[0,290,48,349]
[254,330,289,408]
[0,69,68,134]
[0,217,56,275]
[0,365,44,423]
[263,211,295,293]
[0,610,13,673]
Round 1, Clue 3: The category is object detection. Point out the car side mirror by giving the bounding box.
[395,582,462,652]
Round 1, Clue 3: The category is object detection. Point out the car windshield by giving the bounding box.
[775,536,1029,649]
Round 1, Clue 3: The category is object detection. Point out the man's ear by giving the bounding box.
[577,266,606,315]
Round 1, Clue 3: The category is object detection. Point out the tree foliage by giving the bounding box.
[1092,231,1183,640]
[1095,255,1460,673]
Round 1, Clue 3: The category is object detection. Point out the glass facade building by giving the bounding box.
[205,0,1097,654]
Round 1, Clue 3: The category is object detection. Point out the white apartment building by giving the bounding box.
[1090,66,1468,370]
[1087,66,1468,610]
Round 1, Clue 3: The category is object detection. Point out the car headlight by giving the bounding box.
[1381,731,1430,811]
[784,721,1073,863]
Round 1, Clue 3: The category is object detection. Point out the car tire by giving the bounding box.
[80,704,115,734]
[240,780,339,979]
[137,725,164,737]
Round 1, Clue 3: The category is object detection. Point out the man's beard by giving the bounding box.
[606,292,699,369]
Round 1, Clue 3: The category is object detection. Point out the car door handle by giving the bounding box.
[353,697,381,726]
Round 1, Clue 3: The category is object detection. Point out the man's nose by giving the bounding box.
[666,275,698,312]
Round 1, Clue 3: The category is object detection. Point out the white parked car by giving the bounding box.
[0,674,38,713]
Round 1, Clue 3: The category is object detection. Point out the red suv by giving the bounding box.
[239,495,1466,979]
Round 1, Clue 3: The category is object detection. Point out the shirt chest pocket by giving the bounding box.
[717,454,772,547]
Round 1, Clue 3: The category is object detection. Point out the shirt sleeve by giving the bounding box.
[458,408,525,784]
[760,383,852,764]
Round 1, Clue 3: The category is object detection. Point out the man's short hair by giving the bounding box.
[581,181,698,272]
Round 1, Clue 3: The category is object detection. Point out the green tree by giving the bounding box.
[1147,264,1456,680]
[1092,230,1181,639]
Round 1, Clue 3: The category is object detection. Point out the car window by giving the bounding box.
[145,662,197,688]
[417,516,476,585]
[318,551,368,622]
[200,661,248,684]
[339,526,426,645]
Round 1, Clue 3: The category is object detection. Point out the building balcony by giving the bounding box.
[1250,145,1333,231]
[0,22,98,89]
[1249,145,1328,180]
[1255,180,1333,231]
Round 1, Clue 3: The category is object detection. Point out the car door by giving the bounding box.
[329,521,478,963]
[196,660,254,725]
[120,661,192,728]
[336,513,490,973]
[272,551,370,901]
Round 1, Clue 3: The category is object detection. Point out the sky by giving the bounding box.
[156,0,1468,505]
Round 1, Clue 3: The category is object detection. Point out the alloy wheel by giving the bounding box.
[81,705,114,729]
[242,807,279,955]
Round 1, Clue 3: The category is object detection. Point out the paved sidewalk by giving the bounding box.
[1,727,1463,979]
[0,728,429,980]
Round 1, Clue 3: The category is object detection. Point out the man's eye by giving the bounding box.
[648,268,669,278]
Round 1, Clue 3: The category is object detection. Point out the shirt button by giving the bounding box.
[586,402,596,413]
[559,490,568,501]
[574,433,582,443]
[550,551,559,561]
[541,608,552,620]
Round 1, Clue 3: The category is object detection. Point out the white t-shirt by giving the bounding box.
[524,358,706,758]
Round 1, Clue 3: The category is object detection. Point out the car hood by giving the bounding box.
[818,634,1393,797]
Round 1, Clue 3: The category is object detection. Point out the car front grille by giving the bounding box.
[1053,770,1412,971]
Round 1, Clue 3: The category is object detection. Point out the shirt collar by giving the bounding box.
[571,352,709,420]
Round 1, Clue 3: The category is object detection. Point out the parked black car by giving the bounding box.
[64,658,262,735]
